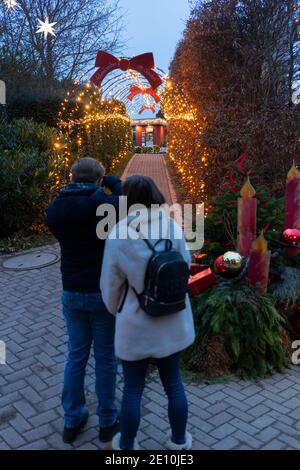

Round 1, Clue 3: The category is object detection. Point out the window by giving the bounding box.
[146,126,154,147]
[132,127,137,146]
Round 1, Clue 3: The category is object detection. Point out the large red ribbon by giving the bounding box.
[128,85,160,103]
[90,51,163,90]
[139,105,156,115]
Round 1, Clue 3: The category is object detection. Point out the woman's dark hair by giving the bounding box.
[122,175,166,209]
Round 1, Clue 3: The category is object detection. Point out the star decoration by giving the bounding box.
[36,17,57,39]
[4,0,18,10]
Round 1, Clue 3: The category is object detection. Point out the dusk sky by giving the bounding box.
[120,0,191,71]
[119,0,191,118]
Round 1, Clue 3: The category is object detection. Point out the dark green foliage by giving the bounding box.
[0,119,58,238]
[192,282,289,378]
[203,188,284,261]
[7,97,64,128]
[134,146,161,154]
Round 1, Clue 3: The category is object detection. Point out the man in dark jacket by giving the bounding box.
[47,157,121,445]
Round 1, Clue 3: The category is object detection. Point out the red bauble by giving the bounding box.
[214,255,228,275]
[214,252,243,278]
[282,228,300,247]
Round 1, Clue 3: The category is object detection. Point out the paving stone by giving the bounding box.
[251,415,276,430]
[210,423,236,439]
[229,418,258,436]
[13,400,37,419]
[29,410,60,427]
[144,413,170,430]
[231,430,263,449]
[0,426,26,447]
[23,424,56,442]
[248,404,271,418]
[278,434,300,450]
[208,411,233,427]
[212,436,240,450]
[255,427,280,443]
[260,439,287,450]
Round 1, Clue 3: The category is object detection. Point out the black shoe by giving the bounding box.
[63,414,89,444]
[99,417,120,444]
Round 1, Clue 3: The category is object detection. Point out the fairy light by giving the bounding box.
[161,83,208,204]
[53,82,132,188]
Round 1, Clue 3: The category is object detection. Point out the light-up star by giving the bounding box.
[36,17,57,39]
[4,0,18,10]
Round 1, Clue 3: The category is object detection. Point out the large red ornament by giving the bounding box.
[282,228,300,256]
[128,85,160,103]
[90,51,163,90]
[282,228,300,247]
[214,255,228,275]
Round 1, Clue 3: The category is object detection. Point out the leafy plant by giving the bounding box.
[191,282,289,379]
[203,187,284,262]
[134,146,161,154]
[0,118,58,238]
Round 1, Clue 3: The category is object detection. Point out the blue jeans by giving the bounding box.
[120,353,188,450]
[61,291,118,428]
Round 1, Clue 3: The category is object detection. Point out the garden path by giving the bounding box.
[121,153,177,205]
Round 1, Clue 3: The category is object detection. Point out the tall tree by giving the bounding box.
[166,0,300,197]
[0,0,123,83]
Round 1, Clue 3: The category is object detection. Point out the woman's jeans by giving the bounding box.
[120,352,188,450]
[62,291,118,428]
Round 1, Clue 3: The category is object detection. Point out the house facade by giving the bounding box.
[131,118,168,147]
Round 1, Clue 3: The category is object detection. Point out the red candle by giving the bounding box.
[285,161,300,230]
[248,232,271,293]
[237,178,257,257]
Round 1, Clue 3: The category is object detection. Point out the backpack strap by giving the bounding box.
[118,280,129,313]
[141,237,156,253]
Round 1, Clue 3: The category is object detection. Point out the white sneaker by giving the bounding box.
[165,431,193,450]
[111,432,140,450]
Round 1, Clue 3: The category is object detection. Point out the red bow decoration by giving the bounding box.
[127,85,160,103]
[139,105,156,115]
[90,51,163,90]
[234,151,247,173]
[228,151,254,193]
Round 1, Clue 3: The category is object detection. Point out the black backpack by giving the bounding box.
[132,238,190,317]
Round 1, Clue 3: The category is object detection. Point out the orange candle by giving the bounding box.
[248,232,271,293]
[237,178,257,257]
[285,161,300,230]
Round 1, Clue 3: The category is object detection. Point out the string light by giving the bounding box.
[161,83,208,204]
[52,82,132,188]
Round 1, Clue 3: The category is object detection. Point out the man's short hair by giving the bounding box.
[71,157,105,184]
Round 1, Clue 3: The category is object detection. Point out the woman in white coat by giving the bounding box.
[100,175,195,450]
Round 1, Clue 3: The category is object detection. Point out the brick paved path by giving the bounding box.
[1,155,300,450]
[122,154,177,205]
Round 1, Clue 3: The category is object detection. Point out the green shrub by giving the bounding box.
[7,97,64,128]
[62,98,133,176]
[135,146,161,154]
[0,119,58,238]
[191,282,289,378]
